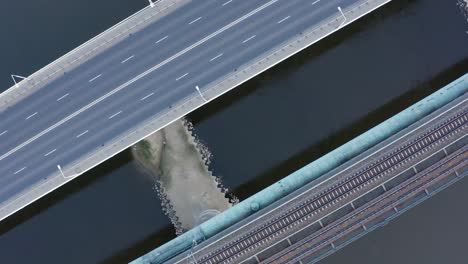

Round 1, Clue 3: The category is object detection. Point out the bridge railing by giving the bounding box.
[64,0,394,177]
[0,0,190,112]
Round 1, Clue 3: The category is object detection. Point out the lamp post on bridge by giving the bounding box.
[57,165,66,178]
[337,6,347,28]
[195,85,208,103]
[57,165,79,179]
[11,74,29,88]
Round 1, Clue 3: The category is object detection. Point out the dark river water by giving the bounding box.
[0,0,467,263]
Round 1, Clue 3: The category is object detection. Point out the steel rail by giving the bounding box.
[197,109,467,264]
[271,146,468,264]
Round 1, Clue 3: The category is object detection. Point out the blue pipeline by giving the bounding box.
[131,73,468,264]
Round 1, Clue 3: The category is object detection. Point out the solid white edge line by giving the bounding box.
[7,0,400,226]
[0,0,279,163]
[0,0,186,102]
[0,0,196,224]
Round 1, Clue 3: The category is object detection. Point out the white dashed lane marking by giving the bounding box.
[108,111,122,119]
[242,35,256,44]
[26,112,38,120]
[210,53,224,62]
[44,149,57,157]
[0,0,280,163]
[76,130,89,138]
[155,35,168,44]
[56,93,69,102]
[140,92,155,101]
[277,15,290,24]
[121,55,135,64]
[14,167,26,175]
[189,17,202,25]
[88,74,102,83]
[176,73,189,81]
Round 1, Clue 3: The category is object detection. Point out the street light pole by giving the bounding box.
[337,6,347,28]
[11,74,29,88]
[195,85,208,103]
[148,0,155,7]
[57,165,66,178]
[57,165,80,179]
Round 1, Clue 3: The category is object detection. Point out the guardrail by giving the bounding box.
[66,0,395,178]
[0,0,191,112]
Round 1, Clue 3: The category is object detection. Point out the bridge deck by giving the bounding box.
[0,0,392,222]
[161,92,467,264]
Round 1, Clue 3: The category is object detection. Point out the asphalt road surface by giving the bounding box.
[0,0,360,219]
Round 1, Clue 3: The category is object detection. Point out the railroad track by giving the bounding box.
[267,144,468,264]
[196,108,468,264]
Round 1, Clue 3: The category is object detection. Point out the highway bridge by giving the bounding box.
[0,0,392,221]
[154,86,467,264]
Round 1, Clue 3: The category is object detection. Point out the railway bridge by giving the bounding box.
[133,75,468,263]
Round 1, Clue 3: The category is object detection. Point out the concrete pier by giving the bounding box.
[132,119,231,233]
